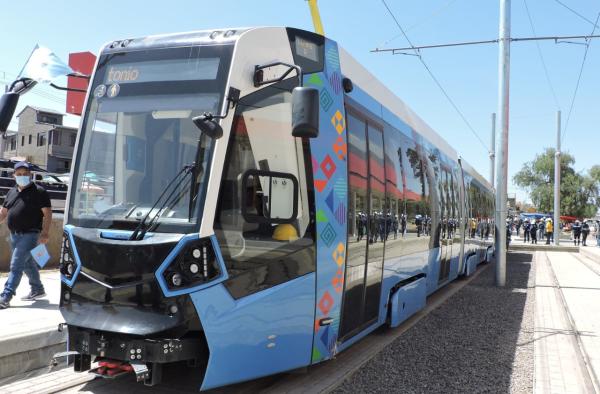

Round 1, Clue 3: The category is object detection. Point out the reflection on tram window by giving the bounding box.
[382,126,433,258]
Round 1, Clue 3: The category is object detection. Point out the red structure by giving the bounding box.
[66,52,96,115]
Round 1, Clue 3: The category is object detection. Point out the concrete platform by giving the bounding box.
[535,250,600,393]
[509,243,579,252]
[0,270,66,380]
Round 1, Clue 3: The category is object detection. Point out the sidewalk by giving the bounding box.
[535,247,600,393]
[0,270,66,380]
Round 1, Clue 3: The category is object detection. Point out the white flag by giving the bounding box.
[20,45,73,83]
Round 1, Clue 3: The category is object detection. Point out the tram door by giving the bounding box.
[340,112,385,340]
[438,168,452,283]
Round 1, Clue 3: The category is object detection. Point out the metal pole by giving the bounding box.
[554,111,561,245]
[495,0,510,287]
[490,113,496,185]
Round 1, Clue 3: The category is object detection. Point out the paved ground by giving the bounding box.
[0,270,65,380]
[2,246,600,393]
[535,249,600,393]
[0,270,62,340]
[334,252,535,394]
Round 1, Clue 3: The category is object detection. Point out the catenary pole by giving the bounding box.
[554,111,561,245]
[495,0,510,287]
[490,113,496,185]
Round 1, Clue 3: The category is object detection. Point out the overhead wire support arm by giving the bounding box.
[371,34,600,53]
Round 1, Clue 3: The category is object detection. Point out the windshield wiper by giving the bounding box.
[129,163,194,241]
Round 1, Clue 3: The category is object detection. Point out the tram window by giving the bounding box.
[402,137,430,238]
[380,129,431,256]
[241,170,299,224]
[214,78,315,299]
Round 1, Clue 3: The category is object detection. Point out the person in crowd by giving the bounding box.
[0,161,52,309]
[596,220,600,248]
[572,220,582,246]
[523,219,531,243]
[530,220,538,244]
[539,218,545,241]
[516,219,521,237]
[506,219,512,249]
[400,213,407,238]
[545,218,553,245]
[415,214,423,237]
[581,221,590,247]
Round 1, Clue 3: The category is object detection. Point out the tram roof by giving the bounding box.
[100,27,254,53]
[459,157,493,190]
[338,47,459,160]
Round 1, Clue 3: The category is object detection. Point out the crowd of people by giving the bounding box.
[509,216,600,247]
[355,212,432,243]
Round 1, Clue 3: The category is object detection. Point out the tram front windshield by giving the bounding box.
[68,45,233,233]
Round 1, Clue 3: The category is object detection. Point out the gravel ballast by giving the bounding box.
[333,252,535,394]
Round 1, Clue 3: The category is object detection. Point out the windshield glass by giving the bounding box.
[68,45,233,232]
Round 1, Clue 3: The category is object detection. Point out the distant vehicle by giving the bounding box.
[0,159,68,212]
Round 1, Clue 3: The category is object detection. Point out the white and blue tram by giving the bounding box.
[40,27,492,389]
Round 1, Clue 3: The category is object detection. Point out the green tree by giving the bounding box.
[513,148,599,218]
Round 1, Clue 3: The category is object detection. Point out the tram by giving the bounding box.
[1,27,495,390]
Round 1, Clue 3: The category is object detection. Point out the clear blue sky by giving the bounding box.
[1,0,599,204]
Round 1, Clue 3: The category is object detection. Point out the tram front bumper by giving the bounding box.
[67,325,205,365]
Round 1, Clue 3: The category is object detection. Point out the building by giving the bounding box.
[1,106,77,173]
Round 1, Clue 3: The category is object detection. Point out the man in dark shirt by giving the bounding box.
[0,161,52,309]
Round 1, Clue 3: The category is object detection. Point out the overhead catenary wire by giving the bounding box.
[380,0,489,154]
[562,11,600,143]
[552,0,600,29]
[372,34,600,53]
[523,0,561,110]
[376,0,460,49]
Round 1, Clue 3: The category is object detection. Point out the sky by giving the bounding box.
[1,0,599,204]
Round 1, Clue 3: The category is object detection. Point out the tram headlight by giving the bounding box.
[170,272,183,287]
[60,233,76,280]
[161,238,221,292]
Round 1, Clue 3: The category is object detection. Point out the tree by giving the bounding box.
[513,148,599,218]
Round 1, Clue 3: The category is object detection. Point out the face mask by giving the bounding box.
[15,175,31,187]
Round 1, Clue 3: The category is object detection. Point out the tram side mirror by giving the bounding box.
[192,115,223,139]
[0,93,19,133]
[291,87,319,138]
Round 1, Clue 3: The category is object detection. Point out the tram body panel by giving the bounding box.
[191,274,315,390]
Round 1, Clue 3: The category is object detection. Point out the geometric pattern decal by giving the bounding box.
[320,325,330,347]
[314,179,327,193]
[329,71,342,94]
[320,223,336,247]
[325,189,335,212]
[333,136,347,160]
[320,89,334,112]
[320,154,337,179]
[332,242,345,266]
[331,110,345,134]
[333,177,347,199]
[318,290,334,315]
[316,209,329,223]
[308,73,324,87]
[308,39,347,364]
[332,268,344,293]
[334,203,346,225]
[329,71,342,95]
[325,47,340,69]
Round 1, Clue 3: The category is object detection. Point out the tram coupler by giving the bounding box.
[49,351,80,367]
